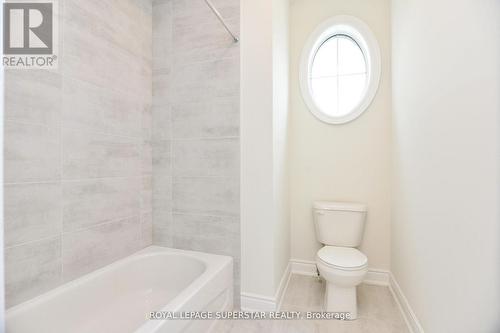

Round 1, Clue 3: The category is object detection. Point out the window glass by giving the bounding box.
[309,35,367,117]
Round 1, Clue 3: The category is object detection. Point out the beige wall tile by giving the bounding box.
[141,176,153,213]
[63,0,152,61]
[171,97,239,139]
[62,217,142,281]
[142,141,153,176]
[62,78,144,138]
[4,0,152,307]
[153,0,172,71]
[152,105,172,141]
[5,237,62,308]
[171,57,239,104]
[152,140,171,175]
[172,213,239,256]
[172,177,239,216]
[5,183,62,247]
[172,3,238,66]
[62,129,141,179]
[151,0,240,306]
[153,175,172,212]
[4,70,61,128]
[62,178,141,232]
[62,25,151,98]
[141,212,153,247]
[5,121,60,183]
[172,138,239,177]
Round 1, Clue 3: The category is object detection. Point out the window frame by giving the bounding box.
[299,15,381,124]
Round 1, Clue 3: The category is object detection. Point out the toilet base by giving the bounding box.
[324,283,358,320]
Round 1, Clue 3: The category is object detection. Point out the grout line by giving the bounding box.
[4,180,61,186]
[60,125,145,140]
[59,69,64,281]
[170,211,240,219]
[6,118,147,141]
[171,175,239,179]
[62,215,142,235]
[167,0,174,242]
[5,175,145,186]
[169,136,239,141]
[61,175,145,182]
[170,212,238,219]
[152,53,239,73]
[59,61,152,101]
[5,216,141,250]
[171,175,239,181]
[58,0,69,283]
[5,235,61,251]
[4,119,59,130]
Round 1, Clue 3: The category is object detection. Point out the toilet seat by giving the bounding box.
[317,246,367,271]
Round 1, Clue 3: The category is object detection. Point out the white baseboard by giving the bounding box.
[275,262,292,310]
[289,259,318,276]
[241,262,292,312]
[389,273,424,333]
[290,258,423,332]
[364,268,390,286]
[240,292,276,312]
[242,259,423,333]
[290,258,390,286]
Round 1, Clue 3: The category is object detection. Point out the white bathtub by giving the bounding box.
[6,246,233,333]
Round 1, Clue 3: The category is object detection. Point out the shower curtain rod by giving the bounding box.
[203,0,239,43]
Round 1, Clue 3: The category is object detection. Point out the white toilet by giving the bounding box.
[313,201,368,320]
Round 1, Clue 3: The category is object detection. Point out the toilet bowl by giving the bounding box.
[316,245,367,319]
[313,201,368,320]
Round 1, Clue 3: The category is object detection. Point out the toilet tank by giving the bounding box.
[313,201,367,247]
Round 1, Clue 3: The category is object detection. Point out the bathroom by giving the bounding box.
[1,0,499,332]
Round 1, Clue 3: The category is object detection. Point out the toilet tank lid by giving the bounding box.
[313,201,367,212]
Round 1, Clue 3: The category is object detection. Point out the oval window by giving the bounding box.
[300,16,381,124]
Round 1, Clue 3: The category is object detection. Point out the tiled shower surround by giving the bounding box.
[151,0,241,304]
[4,0,240,309]
[4,0,153,307]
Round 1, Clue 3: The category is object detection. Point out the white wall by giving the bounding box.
[391,0,500,331]
[289,0,392,270]
[241,0,290,301]
[272,0,291,294]
[241,0,275,299]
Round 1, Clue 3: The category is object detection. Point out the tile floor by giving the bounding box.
[218,274,409,333]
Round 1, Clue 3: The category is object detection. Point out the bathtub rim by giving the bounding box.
[5,246,233,325]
